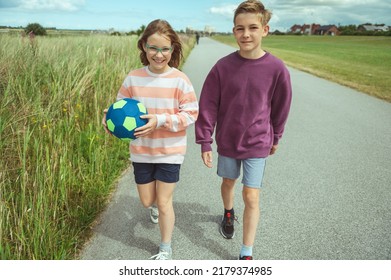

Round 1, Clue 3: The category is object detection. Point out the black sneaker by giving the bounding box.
[219,211,237,239]
[239,255,253,260]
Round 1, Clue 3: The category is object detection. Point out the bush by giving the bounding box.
[25,23,47,36]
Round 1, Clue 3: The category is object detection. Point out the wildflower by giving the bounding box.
[28,31,35,40]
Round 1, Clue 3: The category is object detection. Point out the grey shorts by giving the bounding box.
[217,154,266,189]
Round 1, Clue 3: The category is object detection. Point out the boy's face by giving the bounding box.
[233,12,269,58]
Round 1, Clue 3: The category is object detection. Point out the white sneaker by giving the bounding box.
[150,248,172,260]
[149,205,159,224]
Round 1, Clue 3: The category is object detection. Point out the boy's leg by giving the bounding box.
[221,177,236,210]
[220,177,237,239]
[217,155,240,239]
[242,186,260,246]
[218,154,240,209]
[240,158,265,258]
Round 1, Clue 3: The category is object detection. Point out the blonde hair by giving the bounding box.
[137,19,183,68]
[234,0,272,26]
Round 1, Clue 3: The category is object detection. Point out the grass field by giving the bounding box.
[0,33,195,259]
[1,32,388,260]
[213,35,391,102]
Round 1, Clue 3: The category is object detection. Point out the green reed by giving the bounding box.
[0,33,195,259]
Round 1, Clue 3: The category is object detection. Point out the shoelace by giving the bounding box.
[150,250,170,260]
[225,212,239,225]
[150,206,159,217]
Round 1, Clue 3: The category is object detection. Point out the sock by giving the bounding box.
[159,241,171,252]
[240,244,253,257]
[224,208,234,215]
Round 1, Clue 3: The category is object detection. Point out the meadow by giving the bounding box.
[213,35,391,102]
[0,33,195,259]
[1,33,389,260]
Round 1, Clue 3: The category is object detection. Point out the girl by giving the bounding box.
[103,19,198,260]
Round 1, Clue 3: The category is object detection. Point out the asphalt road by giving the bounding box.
[81,37,391,260]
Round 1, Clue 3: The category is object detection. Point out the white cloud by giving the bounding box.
[209,4,237,18]
[21,0,85,11]
[273,0,380,6]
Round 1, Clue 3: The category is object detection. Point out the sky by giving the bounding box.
[0,0,390,33]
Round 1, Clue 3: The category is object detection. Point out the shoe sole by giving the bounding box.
[150,207,159,224]
[150,216,158,224]
[219,217,235,239]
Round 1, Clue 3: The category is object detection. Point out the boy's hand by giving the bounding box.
[270,144,278,155]
[201,151,213,168]
[134,114,157,137]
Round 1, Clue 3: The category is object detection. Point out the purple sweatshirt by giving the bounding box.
[195,51,292,159]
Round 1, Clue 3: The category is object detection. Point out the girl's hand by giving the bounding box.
[102,109,112,135]
[134,114,157,137]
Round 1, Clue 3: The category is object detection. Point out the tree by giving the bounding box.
[136,25,145,36]
[25,23,47,36]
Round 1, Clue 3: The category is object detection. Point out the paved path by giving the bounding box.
[81,37,391,260]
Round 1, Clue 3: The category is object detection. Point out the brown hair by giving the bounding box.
[137,19,182,68]
[234,0,272,26]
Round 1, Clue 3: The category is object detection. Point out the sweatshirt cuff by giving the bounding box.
[156,114,166,128]
[201,143,212,153]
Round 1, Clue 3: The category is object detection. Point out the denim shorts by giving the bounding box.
[132,162,181,184]
[217,154,266,189]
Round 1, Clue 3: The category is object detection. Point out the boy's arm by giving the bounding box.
[195,68,220,153]
[271,68,292,146]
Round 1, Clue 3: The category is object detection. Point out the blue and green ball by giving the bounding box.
[106,98,148,141]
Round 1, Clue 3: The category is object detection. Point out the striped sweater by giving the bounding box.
[117,66,198,164]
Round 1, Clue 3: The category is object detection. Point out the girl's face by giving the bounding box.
[143,33,173,74]
[233,12,269,59]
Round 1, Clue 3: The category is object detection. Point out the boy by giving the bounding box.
[195,0,292,260]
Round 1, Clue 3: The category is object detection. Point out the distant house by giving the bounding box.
[313,25,340,36]
[358,24,389,32]
[290,24,338,35]
[290,24,316,34]
[290,24,303,34]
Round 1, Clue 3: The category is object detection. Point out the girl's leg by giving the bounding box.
[242,186,260,246]
[156,180,176,243]
[137,181,157,208]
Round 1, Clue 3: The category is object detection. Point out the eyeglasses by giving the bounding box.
[145,43,172,55]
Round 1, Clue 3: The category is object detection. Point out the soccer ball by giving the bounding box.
[106,98,148,141]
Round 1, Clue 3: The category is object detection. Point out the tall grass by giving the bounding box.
[0,34,195,259]
[213,35,391,102]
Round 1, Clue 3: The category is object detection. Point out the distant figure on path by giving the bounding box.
[195,0,292,260]
[196,32,200,44]
[102,19,198,260]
